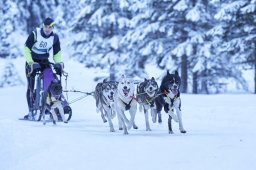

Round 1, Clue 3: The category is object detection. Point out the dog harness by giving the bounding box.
[170,96,177,107]
[137,95,155,107]
[162,89,178,107]
[120,97,134,111]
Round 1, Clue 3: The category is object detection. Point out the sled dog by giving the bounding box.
[155,71,186,134]
[94,79,117,132]
[41,80,68,125]
[114,75,138,134]
[137,77,159,131]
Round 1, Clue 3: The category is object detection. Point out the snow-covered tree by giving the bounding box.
[2,0,253,92]
[70,0,136,80]
[0,0,24,59]
[139,0,213,93]
[0,61,24,87]
[210,0,255,93]
[17,0,58,33]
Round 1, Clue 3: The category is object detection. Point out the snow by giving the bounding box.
[171,42,186,57]
[186,6,201,22]
[241,3,255,14]
[1,59,256,170]
[214,1,247,21]
[109,36,119,49]
[174,0,188,11]
[89,8,104,26]
[119,0,129,9]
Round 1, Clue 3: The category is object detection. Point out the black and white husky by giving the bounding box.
[155,71,186,134]
[137,77,159,131]
[41,80,68,125]
[94,79,117,132]
[114,75,138,135]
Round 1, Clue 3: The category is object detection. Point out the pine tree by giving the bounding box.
[70,0,135,80]
[211,0,255,93]
[17,0,58,33]
[0,61,24,87]
[145,0,213,93]
[0,0,24,59]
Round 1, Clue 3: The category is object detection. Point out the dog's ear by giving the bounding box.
[174,71,179,76]
[167,70,170,75]
[144,78,147,82]
[101,82,108,91]
[151,77,155,81]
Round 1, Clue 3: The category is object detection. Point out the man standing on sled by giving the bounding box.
[23,17,63,119]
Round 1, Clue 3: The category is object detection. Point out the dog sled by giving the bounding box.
[20,62,72,122]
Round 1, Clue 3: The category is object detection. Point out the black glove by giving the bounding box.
[27,62,41,76]
[54,62,64,75]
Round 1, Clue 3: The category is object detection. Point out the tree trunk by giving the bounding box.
[181,55,188,93]
[109,63,116,81]
[192,71,198,94]
[201,70,209,94]
[254,41,256,94]
[27,1,40,33]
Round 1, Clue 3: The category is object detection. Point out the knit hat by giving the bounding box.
[43,17,55,27]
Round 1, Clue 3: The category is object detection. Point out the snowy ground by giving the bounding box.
[1,60,256,170]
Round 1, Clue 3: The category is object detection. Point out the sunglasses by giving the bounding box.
[43,23,54,29]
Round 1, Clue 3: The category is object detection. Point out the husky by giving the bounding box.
[155,71,186,134]
[94,79,117,132]
[41,79,68,125]
[114,75,138,135]
[137,77,159,131]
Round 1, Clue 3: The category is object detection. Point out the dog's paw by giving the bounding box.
[133,124,138,129]
[169,130,174,134]
[124,130,129,135]
[180,130,186,133]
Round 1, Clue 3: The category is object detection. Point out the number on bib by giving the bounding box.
[39,41,47,48]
